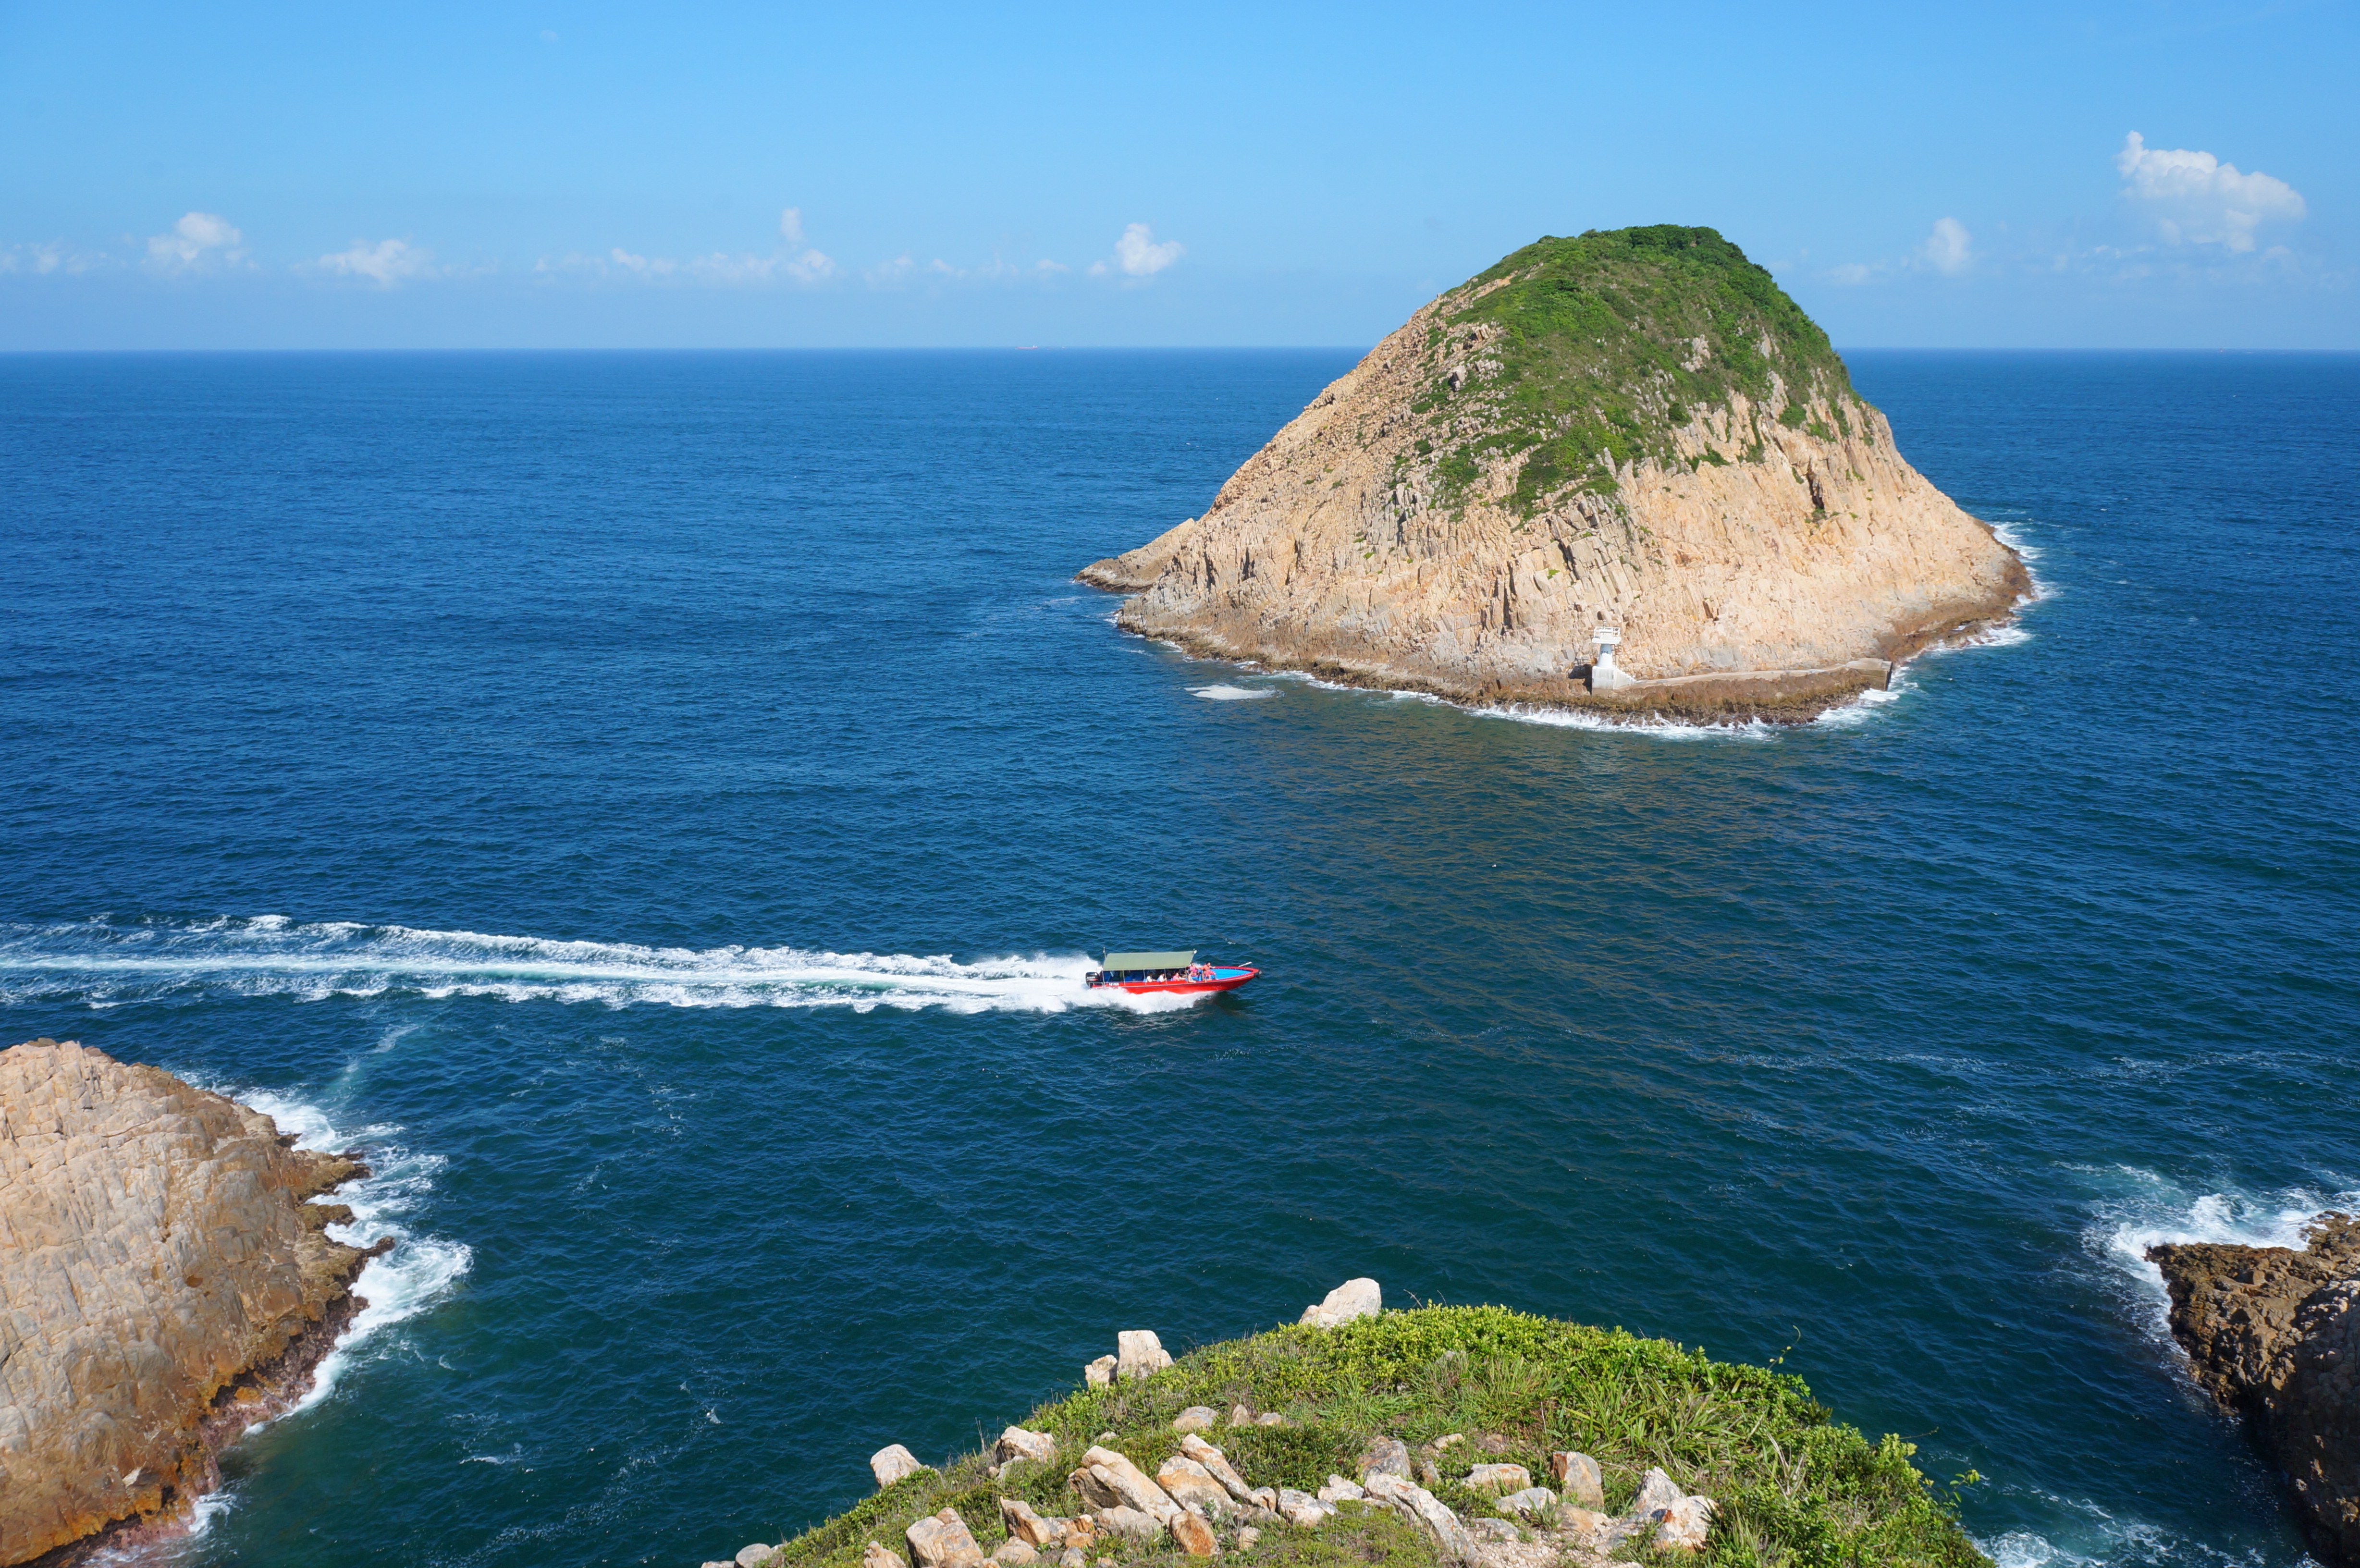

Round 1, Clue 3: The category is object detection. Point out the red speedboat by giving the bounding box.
[1086,949,1258,995]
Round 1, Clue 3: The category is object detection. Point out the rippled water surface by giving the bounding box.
[3,349,2355,1568]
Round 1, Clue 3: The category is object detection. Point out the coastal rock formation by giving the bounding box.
[1081,226,2028,722]
[2148,1214,2360,1565]
[0,1037,373,1565]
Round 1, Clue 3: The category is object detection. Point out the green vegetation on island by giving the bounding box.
[1411,226,1863,512]
[770,1306,1985,1568]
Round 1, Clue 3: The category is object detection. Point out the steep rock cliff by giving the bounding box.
[0,1038,371,1564]
[1082,226,2028,720]
[2148,1214,2359,1566]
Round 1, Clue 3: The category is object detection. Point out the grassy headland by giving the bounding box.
[1412,226,1863,512]
[769,1306,1983,1568]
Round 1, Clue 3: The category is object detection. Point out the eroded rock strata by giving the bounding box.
[2148,1214,2360,1566]
[0,1037,374,1565]
[1081,226,2028,722]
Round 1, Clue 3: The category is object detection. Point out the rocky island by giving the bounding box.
[704,1281,1981,1568]
[1081,226,2028,722]
[2148,1215,2359,1567]
[0,1037,377,1565]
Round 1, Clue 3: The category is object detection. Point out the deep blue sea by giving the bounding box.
[3,348,2355,1568]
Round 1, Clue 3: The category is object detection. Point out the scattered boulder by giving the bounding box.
[872,1444,926,1489]
[1093,1507,1166,1542]
[908,1510,985,1568]
[1557,1507,1609,1542]
[1234,1527,1262,1551]
[992,1543,1038,1567]
[1548,1452,1604,1510]
[1363,1471,1476,1563]
[1227,1403,1253,1427]
[863,1544,903,1568]
[1084,1355,1117,1387]
[1654,1496,1716,1552]
[1116,1330,1172,1381]
[996,1427,1058,1466]
[1000,1498,1066,1548]
[1056,1552,1085,1568]
[2148,1214,2360,1568]
[1433,1434,1465,1451]
[1275,1489,1335,1528]
[1063,1517,1099,1553]
[1466,1518,1520,1543]
[1358,1436,1412,1481]
[1076,1446,1181,1524]
[1253,1412,1288,1427]
[1300,1278,1383,1328]
[1173,1406,1218,1434]
[1179,1435,1273,1510]
[1464,1463,1530,1494]
[1493,1487,1556,1518]
[1157,1456,1233,1517]
[1630,1469,1683,1519]
[736,1547,778,1568]
[1316,1476,1364,1503]
[1169,1512,1219,1556]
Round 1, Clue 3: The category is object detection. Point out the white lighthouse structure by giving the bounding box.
[1589,626,1635,691]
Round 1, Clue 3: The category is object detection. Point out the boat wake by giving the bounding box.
[0,916,1211,1015]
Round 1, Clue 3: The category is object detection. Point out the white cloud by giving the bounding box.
[147,211,245,271]
[610,247,677,277]
[318,237,435,285]
[2115,132,2305,252]
[687,245,837,284]
[1919,217,1973,275]
[780,207,806,245]
[1037,258,1070,275]
[1112,221,1183,277]
[1,242,78,275]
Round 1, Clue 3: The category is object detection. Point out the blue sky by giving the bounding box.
[2,0,2351,349]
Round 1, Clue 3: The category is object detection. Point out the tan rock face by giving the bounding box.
[1082,245,2027,722]
[2148,1214,2360,1567]
[0,1038,370,1565]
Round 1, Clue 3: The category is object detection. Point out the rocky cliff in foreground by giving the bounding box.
[0,1038,374,1565]
[703,1284,1980,1568]
[1082,227,2028,722]
[2148,1215,2360,1567]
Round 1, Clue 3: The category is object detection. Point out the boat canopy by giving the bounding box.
[1099,949,1196,971]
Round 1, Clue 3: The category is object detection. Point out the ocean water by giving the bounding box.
[2,348,2355,1568]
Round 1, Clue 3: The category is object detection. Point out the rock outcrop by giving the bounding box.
[2148,1213,2360,1566]
[1081,226,2028,723]
[0,1037,374,1565]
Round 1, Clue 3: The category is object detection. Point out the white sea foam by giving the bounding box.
[1189,684,1278,700]
[0,917,1225,1015]
[1973,1482,2304,1568]
[202,1086,473,1427]
[2081,1165,2359,1349]
[74,1083,470,1563]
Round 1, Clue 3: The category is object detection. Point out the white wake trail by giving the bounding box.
[0,917,1211,1015]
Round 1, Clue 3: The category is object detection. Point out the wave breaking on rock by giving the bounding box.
[0,1038,381,1565]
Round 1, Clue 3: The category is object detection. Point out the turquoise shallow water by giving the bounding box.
[2,349,2355,1568]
